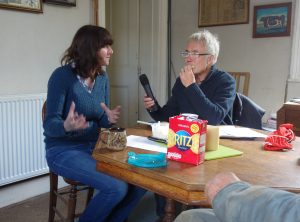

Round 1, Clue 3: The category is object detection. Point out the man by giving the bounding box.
[144,30,236,220]
[144,29,236,125]
[175,172,300,222]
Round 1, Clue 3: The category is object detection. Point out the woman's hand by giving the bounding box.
[64,102,89,132]
[100,103,121,124]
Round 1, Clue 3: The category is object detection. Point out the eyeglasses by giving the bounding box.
[180,51,211,58]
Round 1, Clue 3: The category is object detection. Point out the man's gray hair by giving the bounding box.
[189,30,220,64]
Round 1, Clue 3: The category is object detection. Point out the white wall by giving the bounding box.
[0,0,93,96]
[171,0,296,120]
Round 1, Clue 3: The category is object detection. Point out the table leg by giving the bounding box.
[162,198,176,222]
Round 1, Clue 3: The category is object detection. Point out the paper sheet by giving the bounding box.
[127,135,167,153]
[219,126,267,139]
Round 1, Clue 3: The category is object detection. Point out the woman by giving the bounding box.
[43,25,146,222]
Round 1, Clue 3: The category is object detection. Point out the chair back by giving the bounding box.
[228,72,250,96]
[232,93,265,130]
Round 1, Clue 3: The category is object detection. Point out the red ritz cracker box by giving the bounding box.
[167,114,207,165]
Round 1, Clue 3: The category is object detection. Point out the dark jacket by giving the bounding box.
[232,93,265,130]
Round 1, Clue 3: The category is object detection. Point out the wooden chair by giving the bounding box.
[42,102,94,222]
[228,72,250,96]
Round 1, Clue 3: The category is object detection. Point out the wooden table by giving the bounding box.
[92,125,300,221]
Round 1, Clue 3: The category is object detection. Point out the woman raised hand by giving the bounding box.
[63,102,89,132]
[100,102,121,124]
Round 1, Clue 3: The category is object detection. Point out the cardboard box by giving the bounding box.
[277,102,300,136]
[167,114,207,165]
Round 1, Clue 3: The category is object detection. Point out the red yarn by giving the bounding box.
[264,123,295,151]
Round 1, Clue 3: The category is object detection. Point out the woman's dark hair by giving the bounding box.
[61,25,113,79]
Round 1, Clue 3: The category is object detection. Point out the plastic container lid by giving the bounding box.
[127,152,167,168]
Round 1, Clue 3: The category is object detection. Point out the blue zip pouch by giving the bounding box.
[127,152,167,168]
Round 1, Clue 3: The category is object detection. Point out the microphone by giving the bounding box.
[139,74,159,112]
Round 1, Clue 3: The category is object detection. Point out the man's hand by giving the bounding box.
[64,102,89,132]
[179,65,195,87]
[143,95,156,110]
[100,103,121,124]
[205,172,241,205]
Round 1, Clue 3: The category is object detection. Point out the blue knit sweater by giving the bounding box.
[149,65,236,125]
[43,64,111,149]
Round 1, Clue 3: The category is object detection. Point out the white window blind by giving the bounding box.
[289,1,300,81]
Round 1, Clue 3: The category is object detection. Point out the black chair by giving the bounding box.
[232,93,265,130]
[42,102,94,222]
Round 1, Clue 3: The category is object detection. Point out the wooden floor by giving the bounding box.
[0,190,158,222]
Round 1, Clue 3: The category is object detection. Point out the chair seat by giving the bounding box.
[63,177,85,186]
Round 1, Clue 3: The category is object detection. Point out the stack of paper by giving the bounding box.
[219,126,267,139]
[127,135,167,153]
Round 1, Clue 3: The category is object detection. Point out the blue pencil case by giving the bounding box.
[127,152,167,168]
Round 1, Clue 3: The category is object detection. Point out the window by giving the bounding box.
[289,1,300,81]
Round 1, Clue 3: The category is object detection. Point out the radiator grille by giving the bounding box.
[0,94,48,186]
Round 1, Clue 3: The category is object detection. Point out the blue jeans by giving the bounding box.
[46,143,146,222]
[155,194,166,218]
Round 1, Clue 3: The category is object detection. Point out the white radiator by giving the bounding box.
[0,93,48,186]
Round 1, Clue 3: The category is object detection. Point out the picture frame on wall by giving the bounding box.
[0,0,42,13]
[44,0,76,7]
[253,2,292,38]
[198,0,249,27]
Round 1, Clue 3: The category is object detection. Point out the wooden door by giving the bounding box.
[106,0,168,127]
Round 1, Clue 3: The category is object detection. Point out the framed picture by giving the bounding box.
[0,0,42,13]
[198,0,249,27]
[253,2,292,38]
[43,0,76,7]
